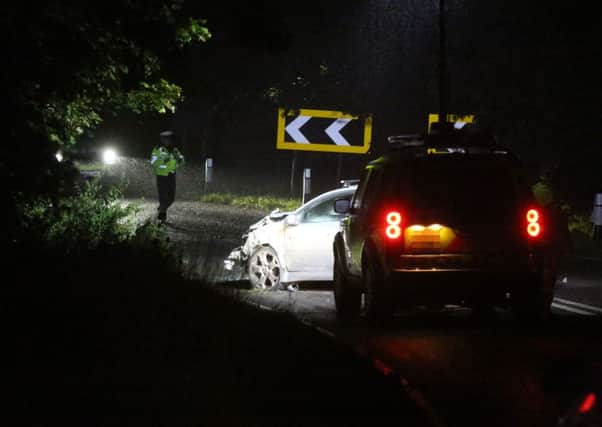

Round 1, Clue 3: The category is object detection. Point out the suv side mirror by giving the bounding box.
[334,198,351,214]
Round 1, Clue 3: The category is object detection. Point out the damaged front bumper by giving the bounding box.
[224,246,248,275]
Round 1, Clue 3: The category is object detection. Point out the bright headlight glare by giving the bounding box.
[102,148,118,165]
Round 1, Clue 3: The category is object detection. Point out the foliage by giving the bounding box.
[201,192,301,212]
[2,1,210,202]
[264,62,345,109]
[568,212,593,237]
[129,218,173,260]
[19,181,168,254]
[4,1,210,148]
[176,17,211,47]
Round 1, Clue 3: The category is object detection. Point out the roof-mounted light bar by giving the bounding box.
[387,134,424,147]
[340,179,360,188]
[387,131,511,157]
[426,147,467,155]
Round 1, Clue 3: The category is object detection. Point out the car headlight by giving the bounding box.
[102,148,119,165]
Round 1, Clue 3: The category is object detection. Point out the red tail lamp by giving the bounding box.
[526,208,541,238]
[386,211,402,239]
[526,209,539,223]
[579,392,597,414]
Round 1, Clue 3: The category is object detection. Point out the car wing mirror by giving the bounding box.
[285,214,298,226]
[334,198,351,214]
[269,208,286,220]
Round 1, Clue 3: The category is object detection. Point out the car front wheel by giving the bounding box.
[248,246,282,291]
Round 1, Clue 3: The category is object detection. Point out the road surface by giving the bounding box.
[133,199,602,427]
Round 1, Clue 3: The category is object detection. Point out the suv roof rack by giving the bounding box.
[387,128,512,157]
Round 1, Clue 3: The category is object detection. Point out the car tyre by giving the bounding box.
[362,253,393,323]
[333,253,361,321]
[248,246,282,291]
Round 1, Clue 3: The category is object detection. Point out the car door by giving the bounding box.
[284,194,351,273]
[345,167,384,276]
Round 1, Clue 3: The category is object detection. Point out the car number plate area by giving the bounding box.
[399,254,472,270]
[403,225,459,253]
[405,229,441,251]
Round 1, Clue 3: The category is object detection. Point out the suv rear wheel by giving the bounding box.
[362,253,393,322]
[511,271,554,321]
[333,251,361,320]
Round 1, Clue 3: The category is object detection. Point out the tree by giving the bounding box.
[1,0,210,199]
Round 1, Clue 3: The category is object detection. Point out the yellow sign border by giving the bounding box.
[277,108,372,154]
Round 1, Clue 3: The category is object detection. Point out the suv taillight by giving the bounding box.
[385,211,403,239]
[526,208,541,238]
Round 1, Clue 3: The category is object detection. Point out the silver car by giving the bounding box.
[224,185,357,290]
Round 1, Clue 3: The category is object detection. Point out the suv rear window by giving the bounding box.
[396,157,523,223]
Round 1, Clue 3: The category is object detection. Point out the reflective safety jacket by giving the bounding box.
[151,146,184,176]
[532,180,554,207]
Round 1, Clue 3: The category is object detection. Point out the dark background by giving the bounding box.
[92,0,602,204]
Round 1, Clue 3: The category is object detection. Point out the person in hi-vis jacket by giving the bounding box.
[151,130,184,223]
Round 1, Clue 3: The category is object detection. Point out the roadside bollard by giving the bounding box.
[593,193,602,240]
[204,158,213,194]
[302,168,311,204]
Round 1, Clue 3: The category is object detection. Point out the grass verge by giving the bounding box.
[201,192,301,212]
[566,211,602,259]
[570,231,602,259]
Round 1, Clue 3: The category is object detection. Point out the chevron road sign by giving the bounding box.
[277,108,372,154]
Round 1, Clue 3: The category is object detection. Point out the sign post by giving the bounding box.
[302,168,311,204]
[289,153,297,198]
[204,157,213,194]
[336,154,343,185]
[593,193,602,240]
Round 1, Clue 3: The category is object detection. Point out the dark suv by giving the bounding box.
[332,130,558,321]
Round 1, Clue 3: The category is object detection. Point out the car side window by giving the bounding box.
[360,168,384,213]
[351,168,371,211]
[303,196,350,223]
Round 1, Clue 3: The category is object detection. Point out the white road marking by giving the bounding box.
[299,318,336,339]
[553,297,602,314]
[552,302,596,316]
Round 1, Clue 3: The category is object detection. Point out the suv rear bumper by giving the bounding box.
[386,269,541,307]
[393,253,533,271]
[384,252,547,307]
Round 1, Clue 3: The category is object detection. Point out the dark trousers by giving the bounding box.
[157,173,176,214]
